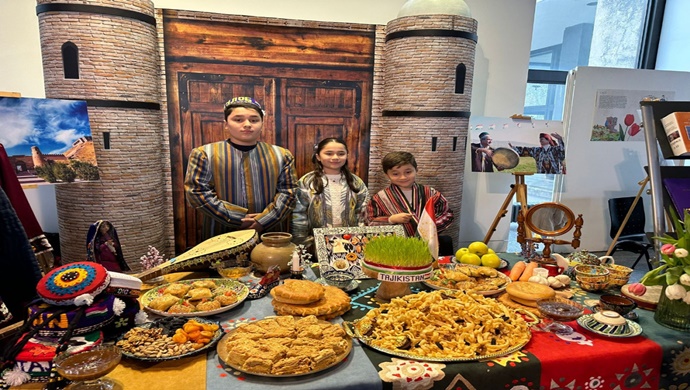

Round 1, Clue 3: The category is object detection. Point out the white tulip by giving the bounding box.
[675,248,689,258]
[666,283,687,300]
[681,274,690,287]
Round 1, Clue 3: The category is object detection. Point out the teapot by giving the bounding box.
[565,250,614,266]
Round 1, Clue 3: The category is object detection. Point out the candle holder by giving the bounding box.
[290,268,305,279]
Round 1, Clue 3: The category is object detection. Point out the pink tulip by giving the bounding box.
[628,123,641,136]
[661,243,677,255]
[624,114,635,127]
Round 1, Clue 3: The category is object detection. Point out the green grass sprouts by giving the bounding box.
[363,235,432,267]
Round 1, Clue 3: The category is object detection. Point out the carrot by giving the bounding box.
[509,261,526,281]
[519,262,539,282]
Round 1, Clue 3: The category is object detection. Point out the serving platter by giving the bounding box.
[423,263,511,296]
[217,318,352,377]
[620,284,662,310]
[140,278,249,317]
[118,317,223,362]
[343,320,529,362]
[344,289,532,362]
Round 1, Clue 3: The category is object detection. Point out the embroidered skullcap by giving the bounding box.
[478,132,490,140]
[223,97,265,119]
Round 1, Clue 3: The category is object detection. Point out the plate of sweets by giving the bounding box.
[423,263,511,296]
[117,317,223,362]
[140,278,249,317]
[217,315,352,377]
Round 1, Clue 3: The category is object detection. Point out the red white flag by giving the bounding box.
[417,193,439,260]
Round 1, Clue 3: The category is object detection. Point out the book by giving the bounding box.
[663,178,690,217]
[660,112,690,157]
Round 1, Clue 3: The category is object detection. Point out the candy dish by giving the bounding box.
[314,277,358,292]
[322,269,356,289]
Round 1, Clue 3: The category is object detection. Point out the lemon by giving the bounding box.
[481,253,502,269]
[455,247,469,260]
[468,241,489,256]
[460,253,482,266]
[488,248,495,254]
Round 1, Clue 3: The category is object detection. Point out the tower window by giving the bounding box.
[455,63,466,94]
[62,42,79,79]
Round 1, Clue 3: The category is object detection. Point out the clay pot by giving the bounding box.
[250,232,296,274]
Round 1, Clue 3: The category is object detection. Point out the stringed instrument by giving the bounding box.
[135,230,259,282]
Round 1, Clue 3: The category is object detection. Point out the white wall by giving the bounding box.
[0,0,536,247]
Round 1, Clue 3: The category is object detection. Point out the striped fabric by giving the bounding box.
[366,183,453,237]
[184,141,298,239]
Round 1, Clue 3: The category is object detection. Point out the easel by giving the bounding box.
[605,176,650,256]
[484,172,532,244]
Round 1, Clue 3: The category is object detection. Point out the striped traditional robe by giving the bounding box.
[366,183,454,237]
[291,171,369,244]
[184,140,298,239]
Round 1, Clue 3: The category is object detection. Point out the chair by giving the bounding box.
[608,197,654,270]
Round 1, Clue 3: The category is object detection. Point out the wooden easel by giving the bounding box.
[605,176,650,256]
[484,172,532,244]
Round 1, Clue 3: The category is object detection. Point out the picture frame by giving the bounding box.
[313,225,406,279]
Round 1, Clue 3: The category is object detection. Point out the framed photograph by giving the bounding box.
[313,225,406,279]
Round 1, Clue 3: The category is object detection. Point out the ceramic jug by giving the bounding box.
[250,232,296,274]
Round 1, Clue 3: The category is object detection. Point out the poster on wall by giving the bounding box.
[590,89,675,141]
[468,116,566,174]
[0,97,97,185]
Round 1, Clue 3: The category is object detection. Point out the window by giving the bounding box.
[525,0,655,122]
[523,0,657,204]
[61,42,79,79]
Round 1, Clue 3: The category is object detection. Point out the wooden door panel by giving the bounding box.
[287,117,353,177]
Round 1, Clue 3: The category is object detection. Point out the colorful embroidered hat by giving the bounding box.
[36,262,110,306]
[27,294,117,337]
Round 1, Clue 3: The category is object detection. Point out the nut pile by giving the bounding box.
[117,327,197,359]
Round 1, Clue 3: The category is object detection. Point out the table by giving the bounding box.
[16,259,690,390]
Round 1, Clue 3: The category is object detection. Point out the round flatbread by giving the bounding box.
[505,281,555,304]
[271,279,325,305]
[272,286,350,317]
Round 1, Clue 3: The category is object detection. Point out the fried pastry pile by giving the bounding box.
[270,280,350,320]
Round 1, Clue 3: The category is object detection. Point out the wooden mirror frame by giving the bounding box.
[517,202,584,263]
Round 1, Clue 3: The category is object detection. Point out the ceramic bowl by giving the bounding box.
[322,270,355,289]
[579,310,631,336]
[604,264,633,287]
[599,294,637,315]
[576,276,609,292]
[536,296,585,322]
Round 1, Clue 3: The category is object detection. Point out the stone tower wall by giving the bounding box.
[37,0,165,270]
[369,15,478,244]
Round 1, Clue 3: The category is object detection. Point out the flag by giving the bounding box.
[417,193,439,260]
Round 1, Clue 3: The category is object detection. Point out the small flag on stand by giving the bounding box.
[417,193,440,261]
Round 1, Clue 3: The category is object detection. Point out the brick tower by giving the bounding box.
[36,0,165,269]
[369,0,477,244]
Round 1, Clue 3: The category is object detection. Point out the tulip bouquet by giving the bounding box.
[640,208,690,303]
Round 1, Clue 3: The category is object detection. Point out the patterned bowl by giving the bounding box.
[604,264,633,288]
[578,311,631,336]
[573,265,610,283]
[576,276,609,292]
[322,270,355,289]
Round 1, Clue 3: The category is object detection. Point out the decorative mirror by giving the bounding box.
[517,202,583,264]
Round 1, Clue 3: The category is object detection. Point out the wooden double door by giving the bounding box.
[163,12,375,252]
